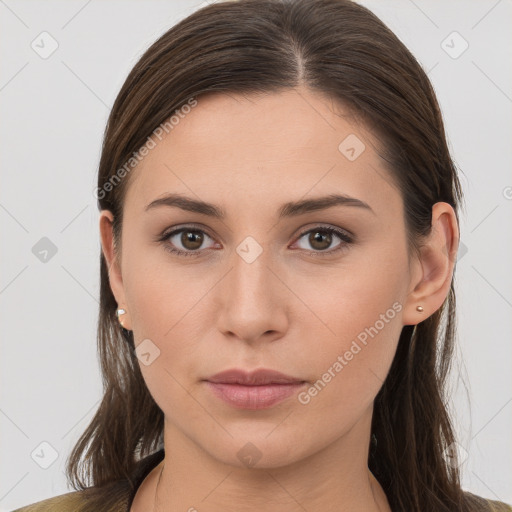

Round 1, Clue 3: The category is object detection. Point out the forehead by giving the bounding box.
[125,88,401,219]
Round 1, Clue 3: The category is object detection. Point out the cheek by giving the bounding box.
[125,267,205,424]
[295,303,403,443]
[122,239,191,338]
[126,268,207,366]
[295,255,405,420]
[122,252,209,388]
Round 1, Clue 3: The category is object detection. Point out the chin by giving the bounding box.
[201,429,312,470]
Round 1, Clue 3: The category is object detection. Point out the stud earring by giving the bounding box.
[116,308,127,328]
[416,305,424,312]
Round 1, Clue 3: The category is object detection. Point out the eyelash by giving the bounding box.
[157,223,354,258]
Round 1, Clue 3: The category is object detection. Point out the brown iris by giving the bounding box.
[308,230,333,251]
[180,230,204,250]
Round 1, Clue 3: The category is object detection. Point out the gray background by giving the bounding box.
[1,0,511,510]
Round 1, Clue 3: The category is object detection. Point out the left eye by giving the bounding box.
[293,226,353,255]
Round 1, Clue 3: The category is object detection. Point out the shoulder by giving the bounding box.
[11,448,165,512]
[10,482,131,512]
[463,490,512,511]
[11,489,98,512]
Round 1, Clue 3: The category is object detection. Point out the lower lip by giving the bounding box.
[204,381,306,409]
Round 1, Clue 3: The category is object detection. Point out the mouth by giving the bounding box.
[203,368,307,409]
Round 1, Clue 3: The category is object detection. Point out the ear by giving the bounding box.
[99,210,132,330]
[402,202,459,326]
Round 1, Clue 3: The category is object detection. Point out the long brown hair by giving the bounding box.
[65,1,509,510]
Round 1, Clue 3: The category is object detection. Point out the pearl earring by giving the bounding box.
[416,306,424,312]
[116,308,127,328]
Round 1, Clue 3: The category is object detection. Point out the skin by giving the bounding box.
[99,87,459,512]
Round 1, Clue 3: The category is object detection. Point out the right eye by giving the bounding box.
[159,226,217,257]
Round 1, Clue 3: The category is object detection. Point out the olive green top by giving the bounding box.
[11,448,165,512]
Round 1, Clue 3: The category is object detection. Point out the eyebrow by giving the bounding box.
[144,192,375,218]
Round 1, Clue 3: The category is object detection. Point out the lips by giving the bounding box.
[205,368,305,386]
[203,368,307,409]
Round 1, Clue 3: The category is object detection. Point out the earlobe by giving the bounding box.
[402,202,459,326]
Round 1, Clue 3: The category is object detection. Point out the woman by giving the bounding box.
[13,0,511,510]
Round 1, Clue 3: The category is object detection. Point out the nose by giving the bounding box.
[215,242,289,345]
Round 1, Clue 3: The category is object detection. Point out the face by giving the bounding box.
[100,87,442,469]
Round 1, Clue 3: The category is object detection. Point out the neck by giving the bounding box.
[147,409,391,512]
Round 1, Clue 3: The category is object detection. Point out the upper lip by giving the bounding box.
[205,368,305,385]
